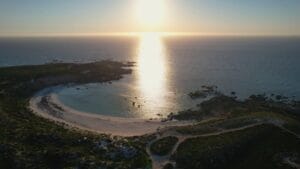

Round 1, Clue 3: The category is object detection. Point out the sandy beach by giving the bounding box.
[29,87,191,137]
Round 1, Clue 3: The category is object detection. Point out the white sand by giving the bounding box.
[29,87,191,136]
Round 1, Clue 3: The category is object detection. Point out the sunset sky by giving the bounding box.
[0,0,300,36]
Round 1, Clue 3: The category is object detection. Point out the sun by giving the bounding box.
[136,0,165,28]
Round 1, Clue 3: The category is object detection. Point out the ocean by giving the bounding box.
[1,35,300,118]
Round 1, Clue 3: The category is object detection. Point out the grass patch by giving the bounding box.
[173,124,300,169]
[150,136,178,156]
[176,116,259,135]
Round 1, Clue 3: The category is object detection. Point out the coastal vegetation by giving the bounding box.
[173,124,300,169]
[0,61,151,169]
[0,61,299,169]
[150,90,300,169]
[150,136,178,156]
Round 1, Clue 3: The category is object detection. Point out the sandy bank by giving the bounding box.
[29,87,191,137]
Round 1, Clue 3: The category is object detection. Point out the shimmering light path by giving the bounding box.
[136,33,169,118]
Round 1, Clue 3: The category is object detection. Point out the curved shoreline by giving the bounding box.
[29,86,192,137]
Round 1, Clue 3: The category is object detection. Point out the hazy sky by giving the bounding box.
[0,0,300,36]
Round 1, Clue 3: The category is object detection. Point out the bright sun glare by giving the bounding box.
[136,0,165,28]
[137,33,168,117]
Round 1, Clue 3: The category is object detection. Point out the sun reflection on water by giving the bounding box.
[136,33,169,118]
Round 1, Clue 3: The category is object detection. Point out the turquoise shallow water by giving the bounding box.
[1,35,300,118]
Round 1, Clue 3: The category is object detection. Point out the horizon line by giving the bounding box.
[0,32,300,38]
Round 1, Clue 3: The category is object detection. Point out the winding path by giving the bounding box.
[146,121,300,169]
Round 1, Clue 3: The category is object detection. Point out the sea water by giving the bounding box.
[1,35,300,118]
